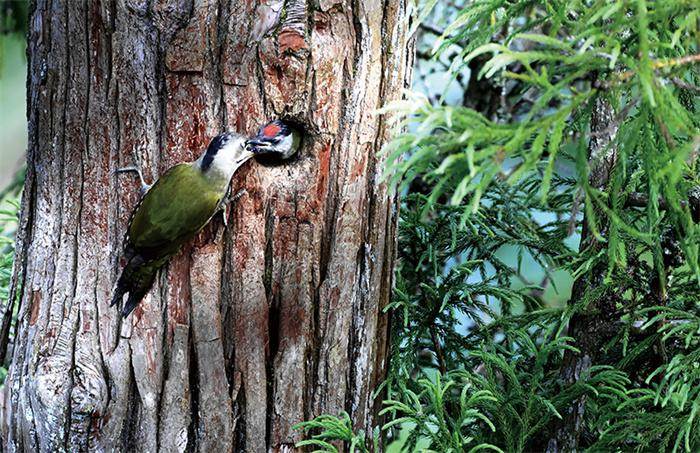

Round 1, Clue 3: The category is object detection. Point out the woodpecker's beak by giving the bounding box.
[245,138,275,154]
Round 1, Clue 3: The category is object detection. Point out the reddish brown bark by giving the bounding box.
[1,0,414,451]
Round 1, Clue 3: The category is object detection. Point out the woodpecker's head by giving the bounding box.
[246,120,301,160]
[199,132,252,178]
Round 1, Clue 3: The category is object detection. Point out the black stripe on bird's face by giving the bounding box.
[201,132,235,172]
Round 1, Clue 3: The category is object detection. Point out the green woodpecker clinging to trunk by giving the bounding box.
[112,120,300,317]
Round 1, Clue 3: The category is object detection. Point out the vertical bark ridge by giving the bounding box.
[6,0,52,447]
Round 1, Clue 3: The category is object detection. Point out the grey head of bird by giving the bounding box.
[197,132,253,182]
[245,119,302,160]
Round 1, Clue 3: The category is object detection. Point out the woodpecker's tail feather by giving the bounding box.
[112,254,159,318]
[110,285,126,308]
[121,277,156,318]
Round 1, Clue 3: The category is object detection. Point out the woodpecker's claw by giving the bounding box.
[115,166,151,194]
[221,205,229,228]
[219,189,247,228]
[229,189,247,204]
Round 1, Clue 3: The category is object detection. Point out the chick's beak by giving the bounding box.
[246,138,277,154]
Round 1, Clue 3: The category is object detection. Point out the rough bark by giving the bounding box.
[1,0,414,451]
[546,96,619,452]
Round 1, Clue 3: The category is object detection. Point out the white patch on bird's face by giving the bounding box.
[198,134,252,187]
[276,133,295,158]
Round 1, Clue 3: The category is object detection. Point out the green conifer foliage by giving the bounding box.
[299,1,699,451]
[0,180,21,385]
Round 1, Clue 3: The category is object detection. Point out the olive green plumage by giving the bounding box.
[128,164,223,256]
[112,163,227,317]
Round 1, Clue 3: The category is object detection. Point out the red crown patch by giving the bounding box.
[262,123,282,138]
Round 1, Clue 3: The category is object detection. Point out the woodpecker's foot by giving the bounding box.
[226,189,247,205]
[115,166,151,194]
[219,189,247,227]
[220,205,229,228]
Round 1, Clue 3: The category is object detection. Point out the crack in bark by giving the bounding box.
[155,266,170,451]
[215,0,229,128]
[120,348,138,452]
[265,293,281,449]
[233,381,247,452]
[185,326,199,452]
[64,315,78,451]
[64,1,93,447]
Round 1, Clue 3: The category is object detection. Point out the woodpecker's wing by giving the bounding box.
[125,163,222,259]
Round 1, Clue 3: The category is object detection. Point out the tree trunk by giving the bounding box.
[546,96,620,452]
[1,1,414,451]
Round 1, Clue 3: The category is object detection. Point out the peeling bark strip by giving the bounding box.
[3,0,414,451]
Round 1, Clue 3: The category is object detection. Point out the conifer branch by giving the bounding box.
[596,53,700,89]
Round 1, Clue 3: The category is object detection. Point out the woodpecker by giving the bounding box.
[112,132,253,317]
[112,121,301,318]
